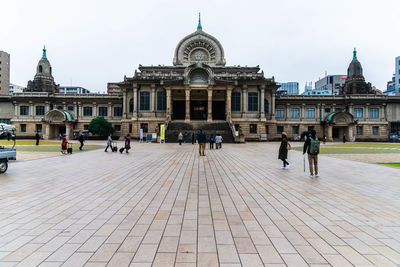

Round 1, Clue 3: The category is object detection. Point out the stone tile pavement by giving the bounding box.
[0,142,399,266]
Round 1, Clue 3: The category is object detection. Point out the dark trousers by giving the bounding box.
[209,142,214,149]
[282,159,289,167]
[79,141,84,150]
[36,139,39,146]
[179,140,182,145]
[105,144,111,152]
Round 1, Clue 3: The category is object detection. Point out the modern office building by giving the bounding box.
[395,56,400,95]
[276,82,299,95]
[59,86,90,94]
[9,83,24,94]
[0,51,10,95]
[315,74,346,95]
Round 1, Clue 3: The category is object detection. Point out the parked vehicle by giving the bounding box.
[389,134,400,143]
[0,123,17,173]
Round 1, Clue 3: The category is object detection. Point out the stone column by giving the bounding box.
[29,101,34,117]
[348,103,353,116]
[321,104,325,121]
[78,102,82,120]
[122,88,127,118]
[207,89,212,121]
[185,87,190,121]
[45,124,50,139]
[166,87,172,120]
[108,102,113,119]
[13,102,19,119]
[347,126,353,142]
[151,84,156,112]
[45,101,50,113]
[285,103,290,121]
[93,102,97,117]
[301,103,305,121]
[327,125,333,142]
[380,104,385,121]
[260,85,265,118]
[133,85,138,119]
[271,90,276,119]
[226,87,232,120]
[365,103,370,121]
[63,102,67,111]
[242,85,247,116]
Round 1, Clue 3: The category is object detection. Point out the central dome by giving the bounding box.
[173,14,226,66]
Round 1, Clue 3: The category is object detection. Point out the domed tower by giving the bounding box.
[173,13,226,66]
[341,48,375,95]
[26,46,59,93]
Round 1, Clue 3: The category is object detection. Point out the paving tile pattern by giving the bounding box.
[0,143,399,266]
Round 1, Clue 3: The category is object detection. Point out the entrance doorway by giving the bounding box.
[59,126,66,136]
[172,101,185,120]
[191,101,207,120]
[212,101,226,120]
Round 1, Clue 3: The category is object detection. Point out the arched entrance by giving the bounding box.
[325,112,355,142]
[44,109,75,139]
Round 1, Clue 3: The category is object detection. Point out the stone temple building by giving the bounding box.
[3,17,400,141]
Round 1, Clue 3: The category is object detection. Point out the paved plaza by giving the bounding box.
[0,143,399,267]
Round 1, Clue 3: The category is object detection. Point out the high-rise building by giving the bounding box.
[9,83,24,94]
[315,75,346,95]
[395,56,400,95]
[0,51,10,95]
[276,82,299,95]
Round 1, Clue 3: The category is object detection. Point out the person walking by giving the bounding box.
[61,135,68,155]
[191,132,195,145]
[278,132,290,169]
[78,133,85,150]
[35,132,40,146]
[178,132,183,145]
[343,134,346,143]
[303,129,320,178]
[125,134,131,153]
[217,134,223,149]
[184,132,188,143]
[197,129,206,156]
[209,134,215,149]
[105,133,112,152]
[215,134,220,149]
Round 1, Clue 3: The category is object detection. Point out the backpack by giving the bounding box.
[310,137,320,154]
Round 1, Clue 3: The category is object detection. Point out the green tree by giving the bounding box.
[88,117,113,136]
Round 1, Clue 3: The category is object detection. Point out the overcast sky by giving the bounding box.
[2,0,399,93]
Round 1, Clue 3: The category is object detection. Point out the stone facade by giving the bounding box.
[2,24,400,141]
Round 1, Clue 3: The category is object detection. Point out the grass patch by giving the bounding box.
[15,145,103,152]
[378,163,400,168]
[0,140,103,152]
[292,143,400,154]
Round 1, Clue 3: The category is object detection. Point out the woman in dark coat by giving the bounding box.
[278,132,290,169]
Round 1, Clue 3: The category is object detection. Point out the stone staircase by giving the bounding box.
[166,121,234,143]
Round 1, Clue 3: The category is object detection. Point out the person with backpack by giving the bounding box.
[278,132,290,169]
[209,134,215,149]
[197,129,206,156]
[303,129,320,178]
[178,132,183,145]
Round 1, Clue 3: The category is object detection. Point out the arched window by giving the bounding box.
[129,98,133,113]
[190,69,208,85]
[39,65,43,73]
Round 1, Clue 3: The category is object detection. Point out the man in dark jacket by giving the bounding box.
[197,129,206,156]
[303,129,320,178]
[78,133,85,150]
[35,132,40,146]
